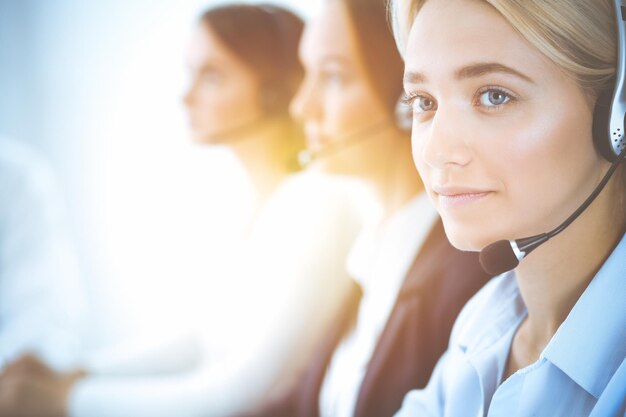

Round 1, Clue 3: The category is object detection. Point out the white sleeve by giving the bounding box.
[70,173,366,417]
[0,142,85,371]
[69,368,253,417]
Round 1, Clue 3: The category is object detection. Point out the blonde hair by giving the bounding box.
[390,0,616,95]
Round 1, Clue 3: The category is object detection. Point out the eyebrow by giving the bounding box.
[404,62,534,85]
[457,62,534,82]
[190,62,225,75]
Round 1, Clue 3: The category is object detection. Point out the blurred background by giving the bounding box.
[0,0,321,351]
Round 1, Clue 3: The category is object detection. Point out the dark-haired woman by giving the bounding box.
[0,5,366,417]
[245,0,489,416]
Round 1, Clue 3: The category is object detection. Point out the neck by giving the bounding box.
[229,118,299,205]
[358,128,424,218]
[515,173,624,349]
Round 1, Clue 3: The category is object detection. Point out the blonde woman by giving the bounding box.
[392,0,626,415]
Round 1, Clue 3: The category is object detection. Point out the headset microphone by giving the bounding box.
[479,150,626,275]
[479,0,626,276]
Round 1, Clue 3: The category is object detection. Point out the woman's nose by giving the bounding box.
[290,77,320,123]
[417,105,473,170]
[182,80,198,108]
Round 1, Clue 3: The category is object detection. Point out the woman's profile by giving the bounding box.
[244,0,488,415]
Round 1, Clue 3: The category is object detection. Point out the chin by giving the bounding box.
[190,130,223,145]
[440,217,502,253]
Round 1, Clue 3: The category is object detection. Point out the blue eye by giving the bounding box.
[478,89,511,107]
[416,96,436,112]
[400,93,437,116]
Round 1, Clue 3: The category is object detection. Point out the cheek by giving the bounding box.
[200,84,261,126]
[322,85,389,138]
[411,128,441,207]
[192,86,226,120]
[321,90,363,137]
[411,130,429,182]
[410,101,601,250]
[479,104,600,236]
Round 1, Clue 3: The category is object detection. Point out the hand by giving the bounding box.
[0,354,85,417]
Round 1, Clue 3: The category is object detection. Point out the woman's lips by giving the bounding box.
[433,185,493,209]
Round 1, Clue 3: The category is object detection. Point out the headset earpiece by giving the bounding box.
[591,88,621,162]
[592,87,626,163]
[591,0,626,163]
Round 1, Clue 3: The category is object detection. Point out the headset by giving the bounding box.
[593,1,626,162]
[479,0,626,275]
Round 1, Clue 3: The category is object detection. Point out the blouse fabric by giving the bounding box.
[395,233,626,417]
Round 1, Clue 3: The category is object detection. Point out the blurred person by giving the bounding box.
[0,4,368,417]
[391,0,626,415]
[0,136,85,413]
[0,136,84,371]
[243,0,489,416]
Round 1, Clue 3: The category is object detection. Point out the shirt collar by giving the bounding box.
[542,232,626,399]
[456,271,527,355]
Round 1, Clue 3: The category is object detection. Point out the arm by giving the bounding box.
[68,174,365,417]
[0,141,84,372]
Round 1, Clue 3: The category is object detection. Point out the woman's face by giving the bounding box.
[183,23,264,144]
[291,1,391,173]
[403,0,611,251]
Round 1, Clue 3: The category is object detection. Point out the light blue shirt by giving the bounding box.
[395,232,626,417]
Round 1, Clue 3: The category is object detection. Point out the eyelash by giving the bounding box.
[474,86,518,111]
[401,86,518,116]
[400,92,428,110]
[399,93,433,122]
